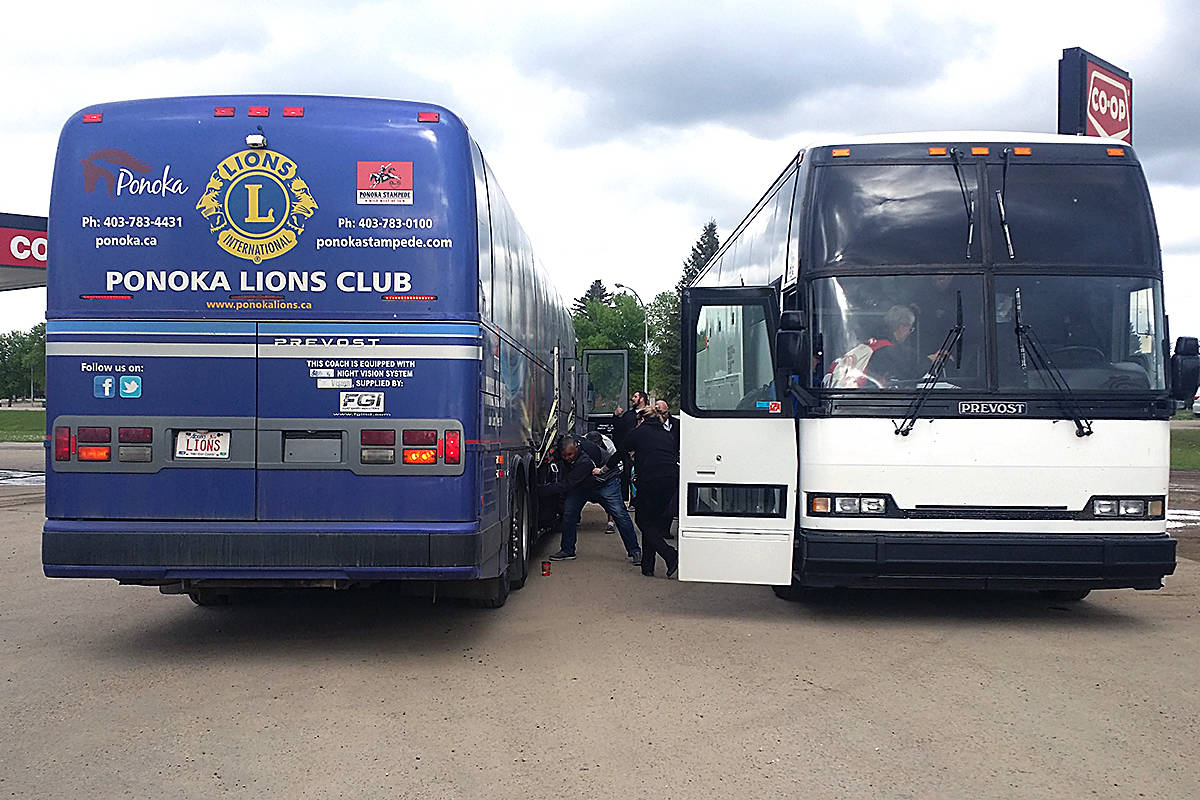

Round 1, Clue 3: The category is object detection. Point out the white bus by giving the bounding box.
[677,132,1199,600]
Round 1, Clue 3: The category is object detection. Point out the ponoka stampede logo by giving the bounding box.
[195,148,318,263]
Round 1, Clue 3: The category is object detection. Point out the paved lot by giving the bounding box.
[3,448,1199,798]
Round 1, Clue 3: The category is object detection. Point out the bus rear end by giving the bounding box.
[43,96,509,604]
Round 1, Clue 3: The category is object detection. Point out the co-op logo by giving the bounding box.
[1086,66,1131,141]
[81,149,189,198]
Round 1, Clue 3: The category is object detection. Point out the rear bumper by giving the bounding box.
[42,519,503,582]
[798,529,1176,590]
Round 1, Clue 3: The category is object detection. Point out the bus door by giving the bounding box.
[582,349,627,435]
[679,287,797,584]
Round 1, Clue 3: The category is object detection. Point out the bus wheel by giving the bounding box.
[188,589,232,607]
[506,480,531,590]
[1040,589,1091,602]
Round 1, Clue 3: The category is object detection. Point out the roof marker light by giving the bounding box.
[82,113,103,123]
[928,146,948,156]
[248,106,270,117]
[1107,147,1125,157]
[417,111,440,123]
[213,106,235,117]
[1013,146,1032,156]
[971,146,989,156]
[831,148,850,157]
[282,106,304,117]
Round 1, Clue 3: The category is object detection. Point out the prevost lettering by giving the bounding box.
[274,337,380,346]
[958,402,1028,415]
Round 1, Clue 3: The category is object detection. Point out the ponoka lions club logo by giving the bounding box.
[195,148,318,263]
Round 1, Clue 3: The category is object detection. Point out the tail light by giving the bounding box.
[77,445,111,462]
[76,426,111,443]
[402,449,437,464]
[361,429,396,446]
[118,427,152,443]
[444,430,461,464]
[402,429,437,446]
[54,426,71,461]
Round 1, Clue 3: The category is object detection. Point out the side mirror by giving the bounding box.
[780,310,806,332]
[1171,347,1200,402]
[1175,336,1199,356]
[775,329,809,372]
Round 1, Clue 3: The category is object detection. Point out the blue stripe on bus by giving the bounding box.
[48,320,258,334]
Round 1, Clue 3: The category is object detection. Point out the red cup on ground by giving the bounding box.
[541,561,551,576]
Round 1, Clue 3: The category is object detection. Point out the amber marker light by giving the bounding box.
[1107,147,1125,157]
[1013,146,1032,156]
[928,146,948,156]
[831,148,850,157]
[971,146,989,156]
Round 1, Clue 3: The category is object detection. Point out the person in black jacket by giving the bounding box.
[539,434,640,562]
[612,390,650,505]
[623,408,679,577]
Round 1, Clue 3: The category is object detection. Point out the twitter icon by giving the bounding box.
[119,375,142,398]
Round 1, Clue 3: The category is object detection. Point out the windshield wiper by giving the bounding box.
[949,147,975,260]
[993,147,1015,259]
[1013,288,1093,437]
[895,291,964,436]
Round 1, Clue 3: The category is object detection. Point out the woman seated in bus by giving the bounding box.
[824,305,921,389]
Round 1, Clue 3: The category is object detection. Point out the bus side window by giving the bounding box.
[694,303,775,411]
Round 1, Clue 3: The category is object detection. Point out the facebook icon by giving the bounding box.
[93,375,116,399]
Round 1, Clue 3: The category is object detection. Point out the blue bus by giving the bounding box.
[43,95,576,607]
[677,132,1198,599]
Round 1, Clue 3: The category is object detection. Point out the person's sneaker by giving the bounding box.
[667,562,679,578]
[605,521,615,534]
[549,550,577,561]
[629,550,642,564]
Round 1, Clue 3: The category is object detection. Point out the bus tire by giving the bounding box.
[1040,589,1091,602]
[506,477,531,590]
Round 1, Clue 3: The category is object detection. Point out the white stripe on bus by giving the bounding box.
[47,343,255,358]
[258,345,483,360]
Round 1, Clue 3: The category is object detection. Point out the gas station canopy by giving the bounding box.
[0,212,47,291]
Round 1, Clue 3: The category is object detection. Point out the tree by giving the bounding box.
[571,279,613,317]
[0,324,45,404]
[572,294,646,399]
[648,220,720,406]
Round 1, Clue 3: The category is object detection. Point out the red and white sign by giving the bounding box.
[1,226,47,269]
[1085,61,1132,143]
[356,161,413,205]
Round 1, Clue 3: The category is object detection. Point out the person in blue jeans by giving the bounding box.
[540,434,640,563]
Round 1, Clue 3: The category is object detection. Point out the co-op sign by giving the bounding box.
[1058,47,1133,144]
[0,212,48,291]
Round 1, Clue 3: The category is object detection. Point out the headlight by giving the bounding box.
[860,496,887,514]
[834,496,860,514]
[1119,499,1146,517]
[1093,499,1119,517]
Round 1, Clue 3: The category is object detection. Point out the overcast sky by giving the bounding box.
[2,0,1198,333]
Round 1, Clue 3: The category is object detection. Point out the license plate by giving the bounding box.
[174,430,231,459]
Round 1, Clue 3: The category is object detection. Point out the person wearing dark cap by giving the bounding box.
[539,434,641,563]
[623,406,679,577]
[613,390,650,507]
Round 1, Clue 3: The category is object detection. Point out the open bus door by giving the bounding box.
[582,349,628,436]
[678,287,798,584]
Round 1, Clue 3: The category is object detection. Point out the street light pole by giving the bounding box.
[615,282,648,394]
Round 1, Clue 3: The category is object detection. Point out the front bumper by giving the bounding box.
[42,519,504,582]
[798,529,1176,590]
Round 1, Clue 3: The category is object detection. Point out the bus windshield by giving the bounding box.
[995,275,1165,391]
[811,165,981,268]
[986,164,1154,266]
[813,275,986,390]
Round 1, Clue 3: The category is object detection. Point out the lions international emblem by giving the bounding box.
[195,148,318,263]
